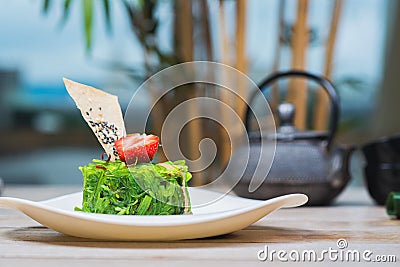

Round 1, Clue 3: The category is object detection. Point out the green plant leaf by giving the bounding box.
[82,0,94,52]
[42,0,51,14]
[58,0,73,28]
[102,0,112,34]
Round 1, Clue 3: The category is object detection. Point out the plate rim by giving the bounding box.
[0,190,308,227]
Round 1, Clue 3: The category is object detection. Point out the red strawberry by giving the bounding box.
[114,134,159,164]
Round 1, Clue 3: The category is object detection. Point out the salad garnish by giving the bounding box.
[64,78,192,215]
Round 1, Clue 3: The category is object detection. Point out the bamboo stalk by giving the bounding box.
[219,0,230,65]
[198,0,213,99]
[218,0,233,167]
[287,0,309,130]
[181,0,202,185]
[148,84,167,163]
[199,0,221,179]
[175,0,194,62]
[235,0,248,120]
[271,0,286,112]
[313,0,342,130]
[174,0,205,185]
[200,0,213,61]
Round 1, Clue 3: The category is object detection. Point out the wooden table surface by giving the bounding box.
[0,185,399,267]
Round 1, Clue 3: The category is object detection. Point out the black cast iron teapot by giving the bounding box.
[230,70,354,205]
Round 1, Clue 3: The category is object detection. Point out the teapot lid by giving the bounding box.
[272,102,328,141]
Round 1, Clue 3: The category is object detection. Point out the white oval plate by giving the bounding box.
[0,188,307,241]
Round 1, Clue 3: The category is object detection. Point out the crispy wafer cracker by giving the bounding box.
[63,78,126,161]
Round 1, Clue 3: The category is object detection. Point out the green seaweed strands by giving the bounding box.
[76,159,192,215]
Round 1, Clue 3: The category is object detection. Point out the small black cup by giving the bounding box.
[362,135,400,205]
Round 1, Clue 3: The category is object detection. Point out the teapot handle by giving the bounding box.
[245,70,340,151]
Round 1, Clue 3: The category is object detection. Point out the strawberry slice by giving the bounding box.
[114,134,159,164]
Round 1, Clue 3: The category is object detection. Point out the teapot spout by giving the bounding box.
[338,144,356,183]
[342,145,356,162]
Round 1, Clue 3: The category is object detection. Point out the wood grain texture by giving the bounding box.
[1,186,399,267]
[313,0,343,131]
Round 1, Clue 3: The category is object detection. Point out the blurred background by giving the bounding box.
[0,0,399,187]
